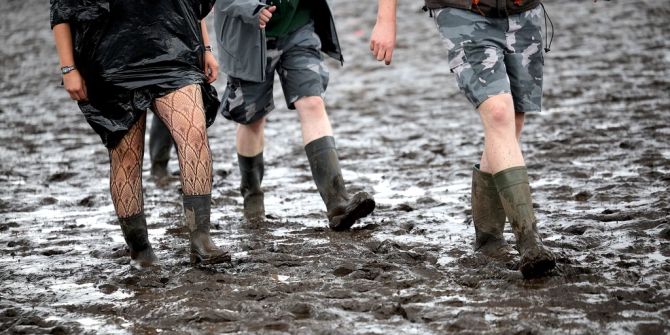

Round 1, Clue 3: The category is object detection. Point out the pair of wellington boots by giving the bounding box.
[119,194,230,268]
[238,136,375,230]
[472,164,556,278]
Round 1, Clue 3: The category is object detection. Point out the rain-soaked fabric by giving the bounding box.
[220,21,329,125]
[435,5,544,112]
[49,0,219,149]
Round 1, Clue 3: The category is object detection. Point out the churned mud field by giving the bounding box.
[1,0,669,334]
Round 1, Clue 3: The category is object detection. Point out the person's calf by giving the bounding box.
[295,96,333,145]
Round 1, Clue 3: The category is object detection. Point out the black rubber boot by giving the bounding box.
[472,164,514,259]
[119,212,158,268]
[183,194,231,265]
[493,166,556,278]
[149,115,173,179]
[238,153,265,222]
[305,136,375,231]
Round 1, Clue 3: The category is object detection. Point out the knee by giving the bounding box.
[239,117,266,133]
[296,96,326,115]
[481,97,515,129]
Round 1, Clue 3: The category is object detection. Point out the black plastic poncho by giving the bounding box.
[50,0,219,148]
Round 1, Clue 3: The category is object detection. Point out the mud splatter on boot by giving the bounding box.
[493,166,556,278]
[471,164,515,260]
[119,212,158,268]
[238,153,265,222]
[183,194,231,265]
[305,136,375,231]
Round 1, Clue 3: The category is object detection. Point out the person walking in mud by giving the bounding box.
[370,0,557,278]
[214,0,376,229]
[50,0,230,267]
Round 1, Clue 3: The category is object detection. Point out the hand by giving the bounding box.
[63,70,88,101]
[259,6,276,29]
[203,51,219,83]
[370,19,396,65]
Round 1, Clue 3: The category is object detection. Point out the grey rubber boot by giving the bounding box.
[472,164,514,259]
[183,194,231,265]
[238,153,265,222]
[493,166,556,278]
[305,136,375,231]
[149,115,173,179]
[119,212,158,268]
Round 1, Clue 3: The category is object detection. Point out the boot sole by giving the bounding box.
[190,252,232,265]
[330,193,376,231]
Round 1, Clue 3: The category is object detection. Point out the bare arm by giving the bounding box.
[370,0,397,65]
[52,23,87,101]
[201,19,219,83]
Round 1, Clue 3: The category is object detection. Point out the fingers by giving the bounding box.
[259,6,275,29]
[370,39,394,66]
[384,48,393,66]
[207,63,219,83]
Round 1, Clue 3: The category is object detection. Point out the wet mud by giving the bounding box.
[1,0,669,334]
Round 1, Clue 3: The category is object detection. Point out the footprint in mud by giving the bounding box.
[47,171,77,182]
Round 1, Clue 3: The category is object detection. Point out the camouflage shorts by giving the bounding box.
[220,21,329,124]
[435,6,544,112]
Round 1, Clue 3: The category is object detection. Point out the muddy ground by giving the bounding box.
[1,0,669,334]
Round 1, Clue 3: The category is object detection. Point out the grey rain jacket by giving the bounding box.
[214,0,343,83]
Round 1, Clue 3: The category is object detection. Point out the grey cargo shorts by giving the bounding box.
[220,21,329,125]
[435,5,544,112]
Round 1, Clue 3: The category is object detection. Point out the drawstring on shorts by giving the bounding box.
[540,3,554,52]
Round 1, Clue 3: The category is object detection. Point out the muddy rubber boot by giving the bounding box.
[305,136,375,231]
[183,194,231,265]
[238,153,265,222]
[493,167,556,278]
[119,213,158,268]
[150,161,169,179]
[471,164,514,259]
[149,115,175,180]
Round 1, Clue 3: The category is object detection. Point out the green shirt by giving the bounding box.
[265,0,311,38]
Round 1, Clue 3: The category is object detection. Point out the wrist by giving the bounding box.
[60,65,77,75]
[204,45,213,52]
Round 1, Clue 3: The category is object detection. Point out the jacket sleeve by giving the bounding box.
[216,0,266,25]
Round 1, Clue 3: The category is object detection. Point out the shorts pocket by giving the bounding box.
[447,47,468,74]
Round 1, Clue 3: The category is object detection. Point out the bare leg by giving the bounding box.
[295,96,333,146]
[236,117,266,157]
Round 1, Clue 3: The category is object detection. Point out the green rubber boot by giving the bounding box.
[305,136,375,231]
[119,213,158,268]
[183,194,231,265]
[471,164,514,259]
[493,167,556,278]
[238,153,265,222]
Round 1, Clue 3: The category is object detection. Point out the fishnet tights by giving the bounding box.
[109,113,146,218]
[153,84,212,196]
[108,84,212,218]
